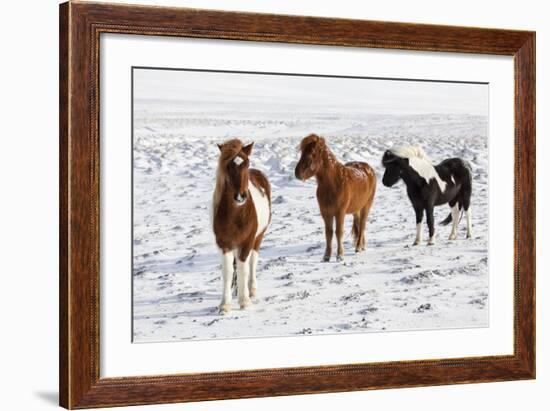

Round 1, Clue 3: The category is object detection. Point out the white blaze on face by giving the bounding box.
[234,193,246,205]
[249,181,270,238]
[233,156,244,166]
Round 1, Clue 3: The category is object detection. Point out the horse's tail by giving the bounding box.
[440,202,467,225]
[439,213,453,226]
[440,204,467,225]
[440,158,473,225]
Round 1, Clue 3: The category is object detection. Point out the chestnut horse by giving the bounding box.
[295,134,376,261]
[212,139,271,313]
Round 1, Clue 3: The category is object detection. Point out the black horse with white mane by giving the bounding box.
[381,146,473,245]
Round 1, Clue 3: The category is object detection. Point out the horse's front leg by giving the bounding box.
[322,212,334,262]
[218,251,234,314]
[413,206,424,246]
[335,211,346,261]
[236,249,252,309]
[426,205,436,245]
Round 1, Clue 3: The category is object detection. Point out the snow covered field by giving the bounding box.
[132,70,489,343]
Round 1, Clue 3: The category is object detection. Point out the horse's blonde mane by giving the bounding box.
[389,145,446,192]
[389,145,430,161]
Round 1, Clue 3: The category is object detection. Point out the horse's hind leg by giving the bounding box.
[335,210,346,261]
[461,175,473,239]
[352,213,361,252]
[448,201,460,240]
[426,205,436,245]
[249,233,265,298]
[466,207,473,238]
[462,197,473,239]
[218,251,234,314]
[413,206,424,246]
[359,197,374,251]
[356,207,368,252]
[248,250,259,298]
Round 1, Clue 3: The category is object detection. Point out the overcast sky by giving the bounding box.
[134,68,488,116]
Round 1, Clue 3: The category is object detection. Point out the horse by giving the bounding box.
[295,134,376,262]
[381,146,473,245]
[212,139,271,313]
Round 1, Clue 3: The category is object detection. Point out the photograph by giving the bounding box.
[131,67,489,343]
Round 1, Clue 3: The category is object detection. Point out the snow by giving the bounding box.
[132,70,488,343]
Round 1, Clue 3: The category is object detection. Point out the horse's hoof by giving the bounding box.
[239,298,251,309]
[466,234,472,239]
[249,287,257,298]
[412,241,420,246]
[448,234,457,241]
[427,239,436,246]
[218,304,232,314]
[322,255,330,262]
[336,255,344,262]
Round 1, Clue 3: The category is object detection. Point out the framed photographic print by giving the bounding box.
[59,1,535,409]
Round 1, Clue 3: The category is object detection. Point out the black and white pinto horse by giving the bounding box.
[381,146,473,245]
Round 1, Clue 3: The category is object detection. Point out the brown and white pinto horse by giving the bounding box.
[212,139,271,313]
[295,134,376,262]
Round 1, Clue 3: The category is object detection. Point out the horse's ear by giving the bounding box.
[242,142,254,156]
[217,143,223,152]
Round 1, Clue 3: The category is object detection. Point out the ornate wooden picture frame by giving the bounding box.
[59,1,535,408]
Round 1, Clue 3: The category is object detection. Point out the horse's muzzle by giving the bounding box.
[295,167,307,181]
